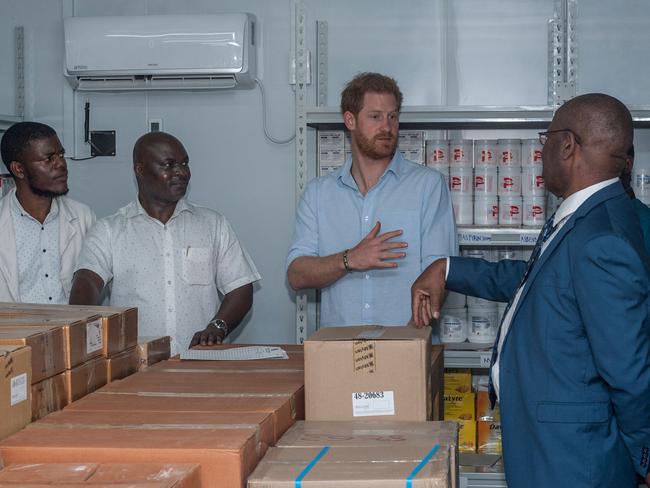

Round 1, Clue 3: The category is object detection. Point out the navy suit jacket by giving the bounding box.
[448,182,650,487]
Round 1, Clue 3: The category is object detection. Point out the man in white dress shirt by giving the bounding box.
[0,122,95,303]
[69,132,261,354]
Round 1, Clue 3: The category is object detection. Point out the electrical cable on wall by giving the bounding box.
[255,78,295,145]
[68,100,98,161]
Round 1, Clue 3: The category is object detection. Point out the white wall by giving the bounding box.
[1,0,649,344]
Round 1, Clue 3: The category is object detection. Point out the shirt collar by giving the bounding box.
[11,191,60,224]
[337,150,406,190]
[128,197,193,221]
[554,177,619,224]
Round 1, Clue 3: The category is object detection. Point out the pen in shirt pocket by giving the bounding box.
[186,246,191,257]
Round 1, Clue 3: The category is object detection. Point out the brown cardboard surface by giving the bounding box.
[0,315,103,369]
[33,409,275,455]
[107,347,139,382]
[101,370,304,395]
[0,345,31,441]
[0,463,199,487]
[0,303,138,357]
[0,326,65,383]
[0,420,260,488]
[248,421,458,488]
[305,326,433,421]
[65,357,108,403]
[137,336,171,369]
[66,391,303,443]
[0,483,179,487]
[31,372,67,421]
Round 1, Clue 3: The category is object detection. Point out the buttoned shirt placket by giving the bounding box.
[162,221,177,340]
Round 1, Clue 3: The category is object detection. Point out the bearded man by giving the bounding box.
[0,122,95,303]
[287,72,457,327]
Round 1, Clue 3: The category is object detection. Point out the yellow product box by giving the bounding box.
[457,420,477,453]
[444,369,472,394]
[477,420,502,454]
[476,391,500,421]
[444,392,475,421]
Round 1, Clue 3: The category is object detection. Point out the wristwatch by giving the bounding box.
[208,318,228,335]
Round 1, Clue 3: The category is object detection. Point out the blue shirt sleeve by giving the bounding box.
[420,169,458,269]
[286,180,321,270]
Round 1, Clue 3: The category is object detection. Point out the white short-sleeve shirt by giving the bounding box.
[76,198,261,354]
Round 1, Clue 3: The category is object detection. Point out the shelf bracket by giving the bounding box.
[316,21,328,107]
[15,26,25,118]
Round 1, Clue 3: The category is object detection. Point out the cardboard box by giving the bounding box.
[476,391,500,422]
[0,462,200,487]
[477,420,502,454]
[444,369,473,394]
[106,347,139,382]
[0,326,65,383]
[0,345,31,440]
[65,357,108,403]
[67,391,302,443]
[305,326,434,421]
[457,420,477,453]
[31,372,67,421]
[0,315,103,369]
[0,303,138,357]
[248,420,458,488]
[137,336,170,369]
[0,412,264,488]
[443,392,475,421]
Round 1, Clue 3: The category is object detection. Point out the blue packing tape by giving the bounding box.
[295,445,330,487]
[406,444,441,488]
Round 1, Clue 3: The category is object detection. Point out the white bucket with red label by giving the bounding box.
[499,196,523,226]
[450,139,473,167]
[497,139,522,167]
[522,165,545,196]
[473,139,498,167]
[498,166,522,196]
[474,166,498,195]
[426,139,449,166]
[450,166,473,195]
[523,196,546,227]
[474,195,499,226]
[522,138,543,166]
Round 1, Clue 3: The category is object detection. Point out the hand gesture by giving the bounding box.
[189,323,225,348]
[347,222,407,271]
[411,258,448,328]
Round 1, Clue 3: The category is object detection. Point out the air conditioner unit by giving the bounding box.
[64,14,256,91]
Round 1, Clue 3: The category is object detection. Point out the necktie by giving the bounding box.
[488,212,557,407]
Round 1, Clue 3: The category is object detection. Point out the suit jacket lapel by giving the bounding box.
[509,182,625,327]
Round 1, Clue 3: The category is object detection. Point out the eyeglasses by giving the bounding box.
[538,129,582,146]
[22,150,66,166]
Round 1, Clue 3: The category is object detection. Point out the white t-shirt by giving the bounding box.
[76,198,261,354]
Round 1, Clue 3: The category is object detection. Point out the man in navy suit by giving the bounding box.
[411,93,650,487]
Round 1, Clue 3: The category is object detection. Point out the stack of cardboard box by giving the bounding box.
[0,346,306,488]
[0,303,139,420]
[248,326,456,487]
[0,345,31,441]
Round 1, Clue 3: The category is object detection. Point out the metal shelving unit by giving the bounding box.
[444,343,495,369]
[306,105,650,130]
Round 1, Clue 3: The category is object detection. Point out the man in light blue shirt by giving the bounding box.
[287,72,457,326]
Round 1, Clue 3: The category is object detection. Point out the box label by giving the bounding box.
[353,340,375,373]
[352,391,395,417]
[86,319,104,354]
[10,373,27,406]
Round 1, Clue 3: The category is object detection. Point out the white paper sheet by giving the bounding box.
[179,346,289,361]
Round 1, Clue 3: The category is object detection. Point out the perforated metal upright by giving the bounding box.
[294,0,309,344]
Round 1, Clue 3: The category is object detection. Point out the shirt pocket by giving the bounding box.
[181,247,213,285]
